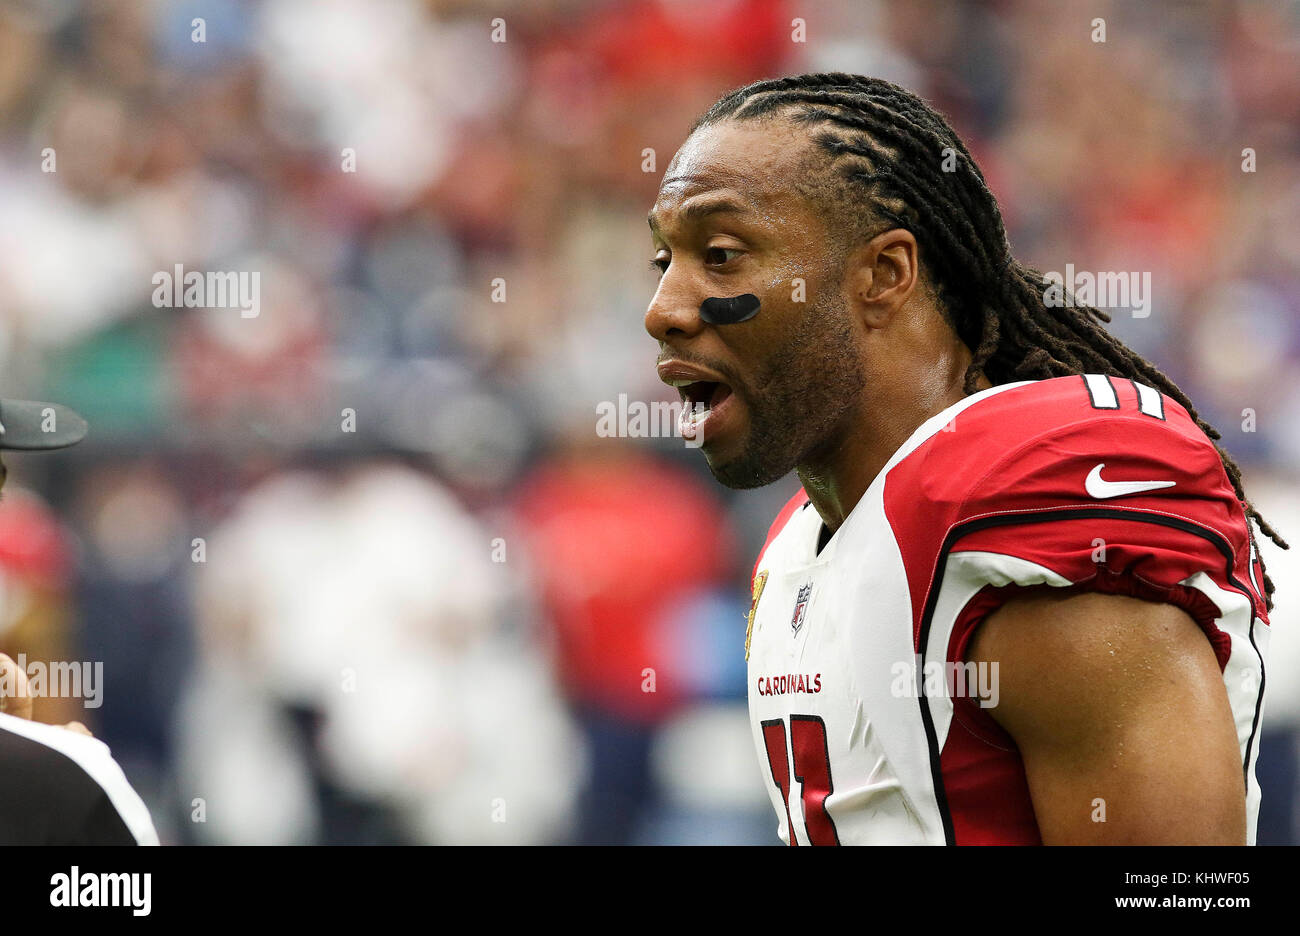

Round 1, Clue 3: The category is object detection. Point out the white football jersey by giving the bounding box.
[746,377,1270,845]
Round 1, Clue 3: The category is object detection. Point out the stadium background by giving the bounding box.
[0,0,1297,845]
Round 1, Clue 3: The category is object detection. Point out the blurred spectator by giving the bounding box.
[70,458,194,843]
[180,461,578,844]
[513,442,737,843]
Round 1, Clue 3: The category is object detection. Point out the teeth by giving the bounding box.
[680,400,710,437]
[666,378,695,388]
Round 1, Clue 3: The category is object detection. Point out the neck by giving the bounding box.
[797,346,990,533]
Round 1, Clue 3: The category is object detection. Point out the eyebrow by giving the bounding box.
[647,195,751,231]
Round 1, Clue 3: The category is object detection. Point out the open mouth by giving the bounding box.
[679,380,733,414]
[677,379,735,442]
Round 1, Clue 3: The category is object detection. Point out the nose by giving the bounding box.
[644,273,705,343]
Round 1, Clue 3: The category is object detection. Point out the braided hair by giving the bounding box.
[692,72,1287,607]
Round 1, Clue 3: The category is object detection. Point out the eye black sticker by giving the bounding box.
[700,293,760,325]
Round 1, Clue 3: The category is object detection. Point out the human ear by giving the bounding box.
[845,228,920,328]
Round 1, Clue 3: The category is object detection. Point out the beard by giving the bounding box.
[705,289,866,490]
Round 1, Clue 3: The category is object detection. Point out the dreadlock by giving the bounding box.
[692,72,1287,607]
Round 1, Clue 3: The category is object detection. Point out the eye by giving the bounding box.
[704,246,742,267]
[649,251,670,277]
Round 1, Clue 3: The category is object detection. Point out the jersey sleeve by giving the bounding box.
[945,402,1265,668]
[885,377,1269,683]
[908,378,1273,840]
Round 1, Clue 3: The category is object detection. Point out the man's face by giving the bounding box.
[646,119,866,488]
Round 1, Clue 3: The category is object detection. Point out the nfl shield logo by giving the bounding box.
[791,583,812,636]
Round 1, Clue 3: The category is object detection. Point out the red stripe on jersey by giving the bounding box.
[753,488,809,583]
[941,583,1042,845]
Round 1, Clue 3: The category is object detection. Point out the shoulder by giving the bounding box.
[890,375,1237,529]
[0,712,159,845]
[959,374,1215,467]
[887,375,1268,637]
[919,375,1218,471]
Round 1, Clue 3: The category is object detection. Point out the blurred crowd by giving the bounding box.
[0,0,1297,844]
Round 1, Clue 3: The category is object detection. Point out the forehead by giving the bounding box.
[650,119,817,228]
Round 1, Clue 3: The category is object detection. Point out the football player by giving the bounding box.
[645,74,1281,845]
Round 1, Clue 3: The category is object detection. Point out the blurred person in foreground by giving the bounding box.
[513,437,736,844]
[646,74,1282,845]
[0,397,158,845]
[181,460,577,845]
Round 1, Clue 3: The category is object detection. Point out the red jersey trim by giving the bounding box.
[753,489,810,583]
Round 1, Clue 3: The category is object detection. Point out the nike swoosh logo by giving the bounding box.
[1085,463,1176,499]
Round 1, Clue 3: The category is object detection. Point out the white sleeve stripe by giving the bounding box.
[1083,373,1119,409]
[923,551,1073,747]
[1131,381,1165,419]
[0,712,160,845]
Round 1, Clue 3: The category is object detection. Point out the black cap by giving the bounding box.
[0,399,88,451]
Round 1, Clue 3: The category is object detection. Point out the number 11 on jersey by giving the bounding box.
[760,715,841,846]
